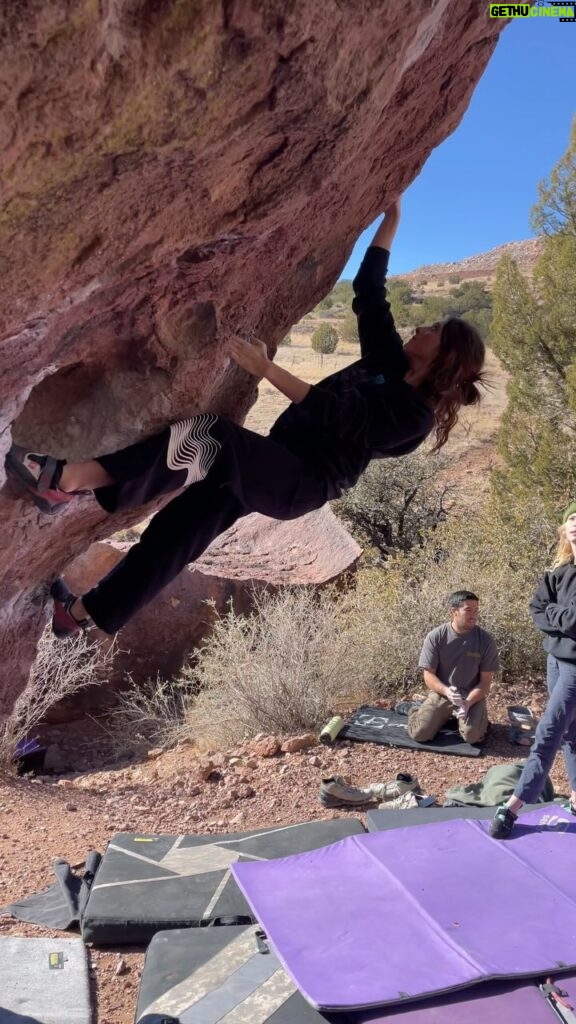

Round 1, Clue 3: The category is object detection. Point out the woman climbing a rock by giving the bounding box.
[6,197,486,638]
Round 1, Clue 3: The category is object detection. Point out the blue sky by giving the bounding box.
[341,16,575,279]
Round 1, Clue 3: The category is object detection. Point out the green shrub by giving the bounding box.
[333,450,455,562]
[338,313,360,345]
[311,323,338,357]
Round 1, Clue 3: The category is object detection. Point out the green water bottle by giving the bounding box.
[319,715,345,745]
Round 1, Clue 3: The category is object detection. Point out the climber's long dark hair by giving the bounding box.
[419,317,487,451]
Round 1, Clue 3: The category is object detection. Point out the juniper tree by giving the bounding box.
[491,120,576,520]
[311,323,338,365]
[339,313,360,345]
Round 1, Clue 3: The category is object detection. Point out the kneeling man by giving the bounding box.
[408,590,499,745]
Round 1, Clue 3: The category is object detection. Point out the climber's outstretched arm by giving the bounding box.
[229,337,312,404]
[369,197,402,251]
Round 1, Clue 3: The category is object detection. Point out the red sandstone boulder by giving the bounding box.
[0,2,506,714]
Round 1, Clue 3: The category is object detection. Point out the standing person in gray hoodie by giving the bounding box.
[491,502,576,838]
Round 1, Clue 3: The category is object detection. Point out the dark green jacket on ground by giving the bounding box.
[444,762,555,807]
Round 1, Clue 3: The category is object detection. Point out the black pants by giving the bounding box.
[82,414,328,633]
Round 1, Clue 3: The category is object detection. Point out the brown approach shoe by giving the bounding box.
[319,776,378,808]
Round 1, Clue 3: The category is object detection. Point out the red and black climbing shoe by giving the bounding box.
[5,445,73,515]
[51,579,90,639]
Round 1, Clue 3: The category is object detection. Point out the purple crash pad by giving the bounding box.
[357,972,576,1023]
[232,807,576,1011]
[355,977,555,1023]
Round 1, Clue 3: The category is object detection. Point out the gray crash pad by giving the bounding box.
[0,936,90,1024]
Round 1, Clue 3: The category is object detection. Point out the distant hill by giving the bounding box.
[396,237,543,285]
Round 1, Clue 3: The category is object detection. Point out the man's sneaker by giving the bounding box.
[319,776,378,808]
[371,772,420,803]
[379,792,420,811]
[489,804,518,839]
[5,445,74,515]
[51,579,89,638]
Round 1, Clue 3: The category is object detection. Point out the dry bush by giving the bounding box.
[0,626,116,767]
[108,674,191,754]
[178,587,384,749]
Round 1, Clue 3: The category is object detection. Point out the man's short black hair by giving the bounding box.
[448,590,479,608]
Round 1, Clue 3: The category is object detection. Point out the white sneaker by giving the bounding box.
[369,772,420,803]
[378,792,420,810]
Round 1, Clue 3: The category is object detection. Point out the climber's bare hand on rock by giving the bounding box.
[229,337,270,376]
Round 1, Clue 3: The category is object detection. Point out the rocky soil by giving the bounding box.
[0,677,566,1024]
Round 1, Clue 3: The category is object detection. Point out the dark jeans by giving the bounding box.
[82,415,328,634]
[514,654,576,803]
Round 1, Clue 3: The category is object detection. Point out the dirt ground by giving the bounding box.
[0,677,568,1024]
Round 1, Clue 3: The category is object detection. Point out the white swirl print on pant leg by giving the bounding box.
[166,414,222,486]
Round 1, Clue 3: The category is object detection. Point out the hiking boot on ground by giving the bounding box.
[489,804,518,839]
[371,772,420,803]
[319,776,379,808]
[5,445,78,515]
[51,579,90,639]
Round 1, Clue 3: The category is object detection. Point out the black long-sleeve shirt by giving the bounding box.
[530,562,576,661]
[268,246,434,500]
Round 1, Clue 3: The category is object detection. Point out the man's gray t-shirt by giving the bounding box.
[418,624,500,695]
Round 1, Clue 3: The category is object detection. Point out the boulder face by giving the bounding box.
[0,1,506,715]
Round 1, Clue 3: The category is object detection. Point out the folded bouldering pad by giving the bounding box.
[232,807,576,1011]
[82,818,365,945]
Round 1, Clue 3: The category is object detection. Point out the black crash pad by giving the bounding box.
[136,925,341,1023]
[82,818,365,945]
[340,706,482,757]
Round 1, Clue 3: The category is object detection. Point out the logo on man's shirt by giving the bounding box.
[466,651,481,658]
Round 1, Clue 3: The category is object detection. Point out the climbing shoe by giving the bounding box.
[5,445,73,515]
[489,804,518,839]
[51,579,90,638]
